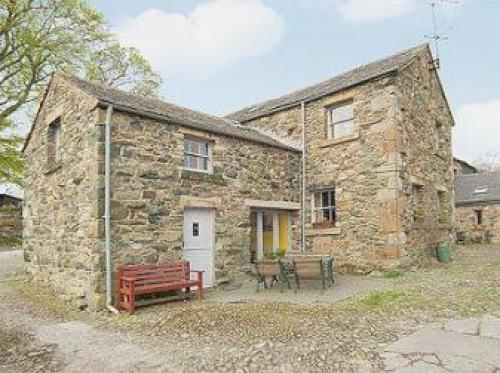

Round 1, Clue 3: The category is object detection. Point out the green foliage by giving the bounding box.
[0,117,23,184]
[381,268,404,279]
[361,290,407,306]
[84,40,161,98]
[0,0,161,179]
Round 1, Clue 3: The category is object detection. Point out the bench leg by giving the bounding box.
[129,283,136,314]
[197,272,203,300]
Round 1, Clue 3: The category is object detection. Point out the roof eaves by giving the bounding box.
[235,68,399,123]
[96,100,301,153]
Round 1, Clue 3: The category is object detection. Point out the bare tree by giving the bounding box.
[472,152,500,172]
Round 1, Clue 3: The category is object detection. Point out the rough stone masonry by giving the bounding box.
[23,44,454,309]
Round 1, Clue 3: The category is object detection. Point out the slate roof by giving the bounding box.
[226,44,430,122]
[63,75,300,152]
[455,172,500,205]
[0,183,23,200]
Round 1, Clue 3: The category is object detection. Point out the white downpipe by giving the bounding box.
[301,101,306,252]
[104,105,119,315]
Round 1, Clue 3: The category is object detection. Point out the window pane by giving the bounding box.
[322,191,329,208]
[322,208,330,221]
[331,103,353,123]
[334,119,355,138]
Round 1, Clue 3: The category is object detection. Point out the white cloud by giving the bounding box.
[453,99,500,162]
[116,0,285,79]
[335,0,418,24]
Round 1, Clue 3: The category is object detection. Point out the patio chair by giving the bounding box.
[323,257,335,286]
[292,258,326,292]
[254,260,279,292]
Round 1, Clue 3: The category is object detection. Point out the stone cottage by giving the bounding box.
[23,44,454,309]
[227,43,454,271]
[0,183,23,250]
[454,172,500,244]
[453,157,478,176]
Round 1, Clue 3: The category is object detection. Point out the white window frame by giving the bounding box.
[255,210,292,260]
[326,101,355,140]
[182,137,213,174]
[312,189,336,225]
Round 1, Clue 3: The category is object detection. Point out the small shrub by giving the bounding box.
[362,290,407,306]
[381,269,404,278]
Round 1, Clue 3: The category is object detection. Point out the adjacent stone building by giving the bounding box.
[23,44,454,308]
[453,157,478,176]
[228,44,454,271]
[454,172,500,244]
[0,184,23,250]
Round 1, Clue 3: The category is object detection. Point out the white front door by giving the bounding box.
[183,208,214,288]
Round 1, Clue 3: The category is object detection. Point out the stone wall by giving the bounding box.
[397,49,454,260]
[105,109,301,291]
[0,198,22,249]
[455,203,500,244]
[23,76,102,306]
[241,48,453,271]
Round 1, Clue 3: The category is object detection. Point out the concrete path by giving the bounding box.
[381,315,500,372]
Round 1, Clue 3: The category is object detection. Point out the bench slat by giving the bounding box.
[116,260,203,313]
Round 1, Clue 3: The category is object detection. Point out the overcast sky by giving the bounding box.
[91,0,500,163]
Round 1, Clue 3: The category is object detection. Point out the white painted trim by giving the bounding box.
[273,212,279,253]
[256,211,263,260]
[245,199,300,210]
[182,207,216,288]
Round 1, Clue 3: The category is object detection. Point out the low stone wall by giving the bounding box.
[455,203,500,244]
[0,202,22,249]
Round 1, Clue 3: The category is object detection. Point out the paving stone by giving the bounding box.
[381,352,411,370]
[440,354,497,372]
[385,329,500,367]
[421,354,440,365]
[443,318,480,335]
[395,361,447,372]
[479,315,500,340]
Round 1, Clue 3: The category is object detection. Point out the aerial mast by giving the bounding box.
[425,0,459,69]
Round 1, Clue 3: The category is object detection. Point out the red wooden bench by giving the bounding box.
[116,261,203,313]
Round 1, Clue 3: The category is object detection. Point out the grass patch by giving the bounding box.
[361,290,408,306]
[381,269,404,278]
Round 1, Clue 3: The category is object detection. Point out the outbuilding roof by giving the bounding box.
[64,76,300,152]
[226,44,430,122]
[454,172,500,205]
[0,183,23,200]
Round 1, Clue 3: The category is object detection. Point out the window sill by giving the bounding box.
[320,133,360,147]
[180,168,225,185]
[44,163,62,175]
[181,167,212,175]
[306,227,341,237]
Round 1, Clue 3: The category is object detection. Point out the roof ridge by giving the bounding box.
[456,171,500,178]
[58,74,300,152]
[226,43,429,121]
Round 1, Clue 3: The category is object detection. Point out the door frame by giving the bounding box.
[182,207,216,288]
[254,209,292,260]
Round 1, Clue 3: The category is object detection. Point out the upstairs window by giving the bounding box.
[411,183,424,223]
[435,120,445,150]
[47,117,61,165]
[326,101,355,140]
[475,209,483,226]
[312,188,336,227]
[183,138,212,172]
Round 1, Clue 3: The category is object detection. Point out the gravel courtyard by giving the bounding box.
[1,244,500,372]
